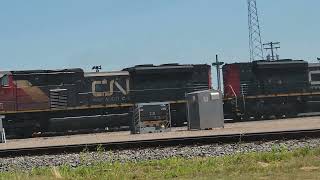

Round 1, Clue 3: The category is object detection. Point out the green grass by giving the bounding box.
[1,146,320,180]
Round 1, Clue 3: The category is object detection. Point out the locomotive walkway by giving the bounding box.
[0,117,320,157]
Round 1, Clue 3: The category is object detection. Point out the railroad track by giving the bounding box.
[1,129,320,158]
[225,113,320,124]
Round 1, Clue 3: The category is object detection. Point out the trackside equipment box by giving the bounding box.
[132,102,171,134]
[187,90,224,130]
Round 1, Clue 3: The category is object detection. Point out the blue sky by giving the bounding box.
[0,0,319,71]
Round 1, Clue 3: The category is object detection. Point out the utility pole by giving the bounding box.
[263,42,280,61]
[248,0,264,61]
[212,54,224,91]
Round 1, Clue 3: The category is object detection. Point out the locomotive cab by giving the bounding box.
[0,72,14,111]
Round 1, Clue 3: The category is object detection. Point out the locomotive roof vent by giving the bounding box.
[160,63,180,66]
[11,68,84,75]
[85,71,129,77]
[134,64,154,67]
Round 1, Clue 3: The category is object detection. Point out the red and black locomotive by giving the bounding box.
[223,59,320,120]
[0,64,211,138]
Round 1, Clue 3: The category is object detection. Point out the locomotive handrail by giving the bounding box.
[1,128,6,143]
[228,85,238,109]
[0,116,5,143]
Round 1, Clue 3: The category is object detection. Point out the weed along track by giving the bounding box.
[1,138,320,173]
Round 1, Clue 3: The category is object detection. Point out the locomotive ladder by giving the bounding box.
[240,83,249,96]
[240,83,249,116]
[132,105,141,134]
[0,115,6,143]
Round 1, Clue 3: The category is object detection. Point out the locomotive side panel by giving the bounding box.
[306,63,320,112]
[80,71,130,106]
[252,60,309,94]
[308,63,320,91]
[0,69,84,112]
[223,64,241,97]
[125,64,211,126]
[191,64,212,91]
[126,65,192,103]
[125,64,211,103]
[46,71,132,133]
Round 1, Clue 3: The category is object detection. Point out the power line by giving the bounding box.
[263,42,280,61]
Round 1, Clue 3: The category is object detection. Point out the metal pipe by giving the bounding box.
[212,55,224,91]
[216,55,221,91]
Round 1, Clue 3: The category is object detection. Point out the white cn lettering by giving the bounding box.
[92,79,130,97]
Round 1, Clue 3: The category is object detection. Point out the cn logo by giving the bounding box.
[92,79,130,97]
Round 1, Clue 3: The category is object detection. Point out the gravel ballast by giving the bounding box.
[1,138,320,172]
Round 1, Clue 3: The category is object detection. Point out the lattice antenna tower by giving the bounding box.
[248,0,264,61]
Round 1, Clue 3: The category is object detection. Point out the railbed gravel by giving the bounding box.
[1,138,320,172]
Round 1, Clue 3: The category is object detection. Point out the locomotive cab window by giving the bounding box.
[309,71,320,85]
[311,73,320,81]
[0,75,9,86]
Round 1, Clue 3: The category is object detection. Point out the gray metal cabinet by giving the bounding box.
[187,90,224,130]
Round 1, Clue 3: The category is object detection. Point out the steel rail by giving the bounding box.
[1,129,320,158]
